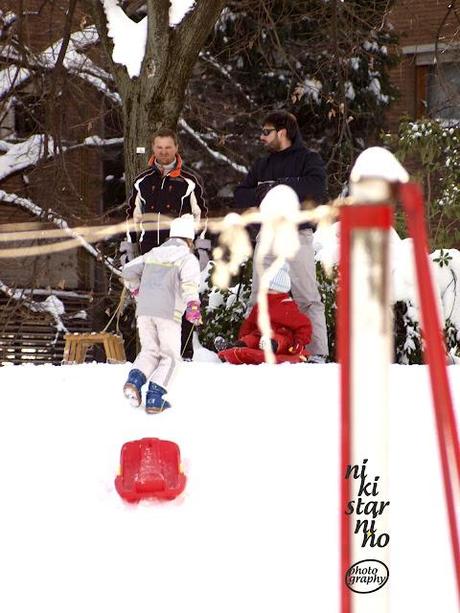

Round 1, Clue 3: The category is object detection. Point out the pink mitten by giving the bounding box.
[185,300,202,325]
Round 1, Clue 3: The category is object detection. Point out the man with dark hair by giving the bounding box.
[122,128,208,360]
[234,110,329,363]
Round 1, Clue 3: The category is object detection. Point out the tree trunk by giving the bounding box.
[86,0,227,195]
[120,62,194,191]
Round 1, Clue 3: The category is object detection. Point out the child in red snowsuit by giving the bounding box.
[218,263,312,365]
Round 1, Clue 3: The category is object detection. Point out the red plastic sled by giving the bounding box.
[218,346,308,365]
[115,437,186,503]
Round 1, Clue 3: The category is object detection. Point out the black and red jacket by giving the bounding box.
[127,155,205,253]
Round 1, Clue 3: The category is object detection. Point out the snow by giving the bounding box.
[350,146,409,183]
[200,51,254,104]
[0,359,458,612]
[314,221,460,331]
[349,57,360,71]
[367,74,390,104]
[345,80,355,100]
[101,0,147,79]
[0,280,67,331]
[84,135,123,147]
[363,40,380,53]
[0,135,54,181]
[302,77,322,103]
[0,10,16,28]
[0,26,100,101]
[433,248,460,330]
[42,295,65,317]
[0,66,30,99]
[179,118,248,174]
[170,0,196,26]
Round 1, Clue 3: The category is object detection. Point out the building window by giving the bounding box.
[426,63,460,120]
[415,62,460,121]
[404,44,460,121]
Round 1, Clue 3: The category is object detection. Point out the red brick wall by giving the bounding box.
[2,0,91,52]
[0,1,107,290]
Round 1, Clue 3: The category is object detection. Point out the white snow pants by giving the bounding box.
[250,228,329,357]
[133,316,182,388]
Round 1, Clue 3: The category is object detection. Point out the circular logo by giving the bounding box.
[345,559,389,594]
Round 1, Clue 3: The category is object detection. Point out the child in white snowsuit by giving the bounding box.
[121,214,202,413]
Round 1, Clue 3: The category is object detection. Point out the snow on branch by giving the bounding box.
[67,25,99,50]
[101,0,147,78]
[0,66,30,99]
[200,51,254,105]
[0,9,17,41]
[170,1,196,26]
[0,279,68,333]
[0,190,122,277]
[0,135,56,181]
[0,26,105,101]
[0,43,20,61]
[83,135,123,147]
[61,47,120,103]
[179,118,248,174]
[0,134,124,183]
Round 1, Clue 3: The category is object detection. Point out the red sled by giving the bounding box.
[115,437,186,503]
[218,346,308,365]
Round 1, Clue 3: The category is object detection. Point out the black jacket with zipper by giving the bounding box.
[234,133,327,230]
[127,156,205,253]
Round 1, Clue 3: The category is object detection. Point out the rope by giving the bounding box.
[101,286,127,334]
[181,321,197,359]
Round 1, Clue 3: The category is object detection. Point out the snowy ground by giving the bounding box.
[0,359,459,612]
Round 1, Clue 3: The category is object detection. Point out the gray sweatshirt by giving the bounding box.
[121,238,201,322]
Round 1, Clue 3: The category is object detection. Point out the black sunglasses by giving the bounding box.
[261,128,277,136]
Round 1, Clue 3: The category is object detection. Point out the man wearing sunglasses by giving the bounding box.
[234,110,329,363]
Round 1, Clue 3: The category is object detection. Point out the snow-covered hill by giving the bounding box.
[0,361,458,612]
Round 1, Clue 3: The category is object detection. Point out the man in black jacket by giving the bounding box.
[125,128,205,253]
[234,111,329,362]
[123,128,207,360]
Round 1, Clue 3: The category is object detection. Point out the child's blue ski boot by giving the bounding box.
[123,369,146,407]
[145,382,171,414]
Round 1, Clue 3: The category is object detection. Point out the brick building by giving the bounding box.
[0,1,113,292]
[387,0,460,128]
[0,1,118,363]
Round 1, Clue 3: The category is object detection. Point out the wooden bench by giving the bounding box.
[63,332,126,364]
